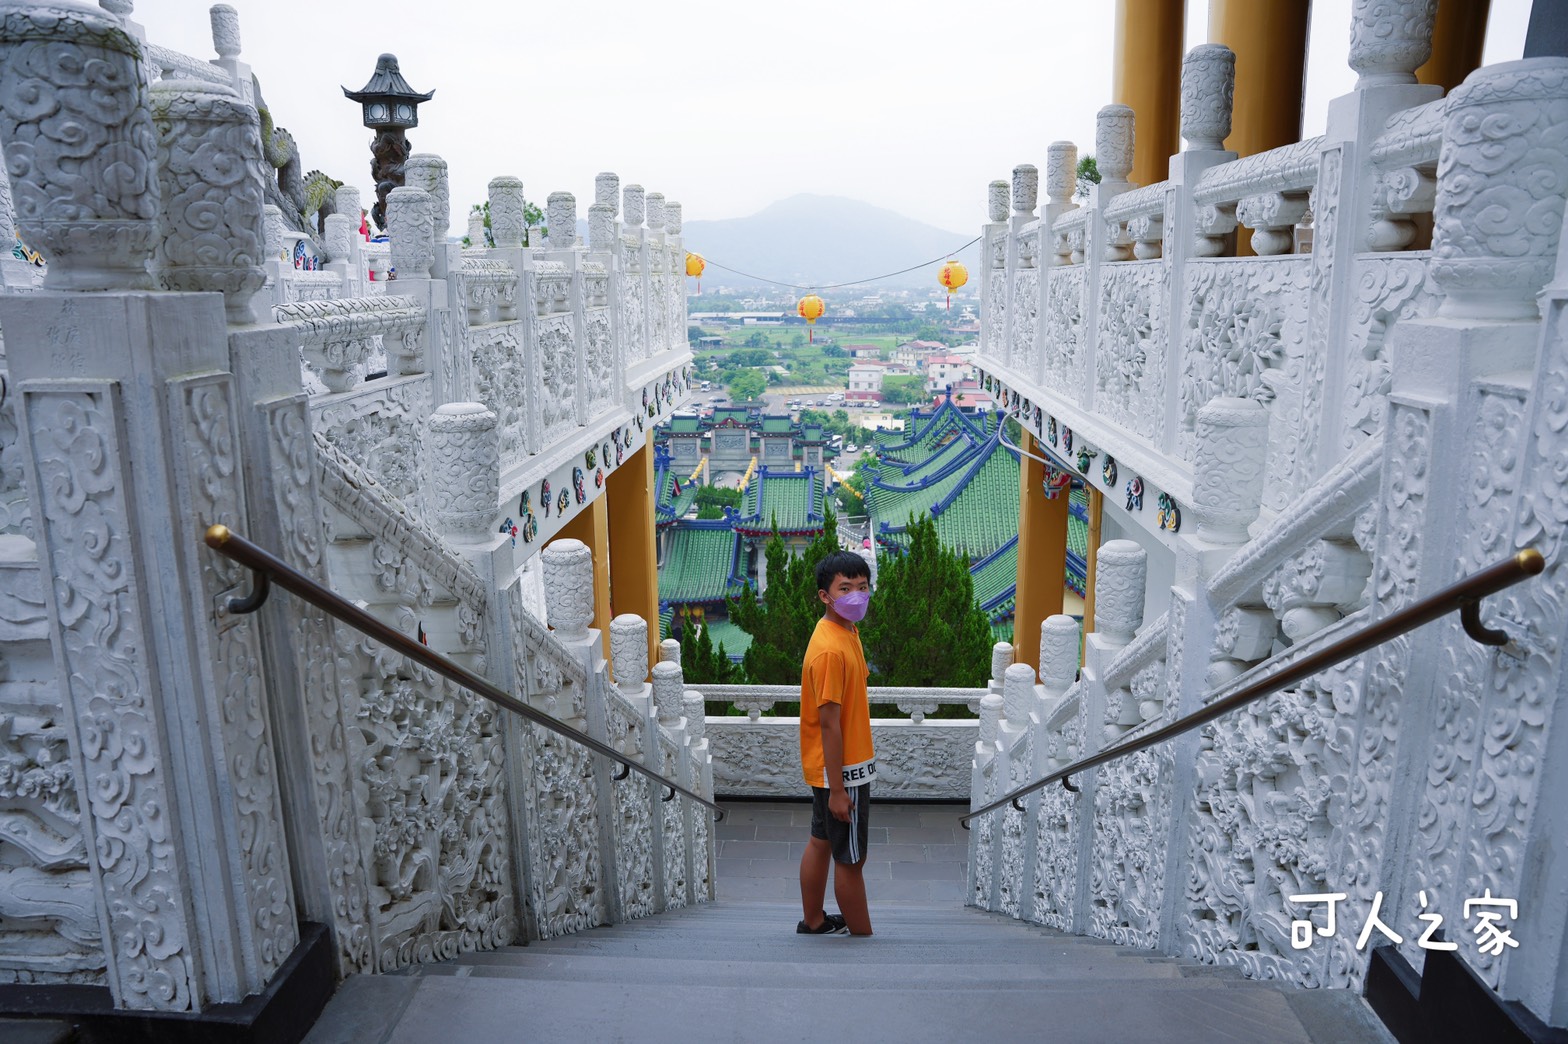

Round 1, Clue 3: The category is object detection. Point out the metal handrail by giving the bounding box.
[202,525,724,822]
[960,548,1545,828]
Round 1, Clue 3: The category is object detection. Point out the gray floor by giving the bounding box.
[715,799,969,904]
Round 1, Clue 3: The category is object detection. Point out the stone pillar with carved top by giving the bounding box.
[1190,396,1269,543]
[425,403,499,538]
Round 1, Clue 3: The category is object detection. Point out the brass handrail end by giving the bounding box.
[1519,548,1546,575]
[205,523,231,548]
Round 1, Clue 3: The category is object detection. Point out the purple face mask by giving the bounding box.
[831,590,870,623]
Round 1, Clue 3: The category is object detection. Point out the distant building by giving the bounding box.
[847,361,886,404]
[846,343,881,359]
[924,353,974,393]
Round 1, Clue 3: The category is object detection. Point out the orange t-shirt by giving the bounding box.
[799,616,874,788]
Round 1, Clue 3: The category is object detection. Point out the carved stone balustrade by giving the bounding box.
[651,661,684,727]
[274,295,428,390]
[1039,615,1081,700]
[149,78,267,323]
[1012,164,1039,217]
[466,209,487,249]
[610,614,650,695]
[1094,540,1147,645]
[624,184,646,227]
[404,153,450,243]
[1096,104,1135,192]
[324,214,353,262]
[0,0,161,290]
[1261,539,1373,641]
[588,204,615,252]
[541,538,596,640]
[1235,192,1311,256]
[1206,606,1279,687]
[425,402,499,536]
[595,171,620,212]
[458,258,519,324]
[1348,0,1436,88]
[659,637,680,663]
[336,185,362,231]
[977,693,1004,763]
[1191,396,1270,543]
[895,697,940,724]
[547,191,576,250]
[1003,662,1038,729]
[388,186,434,279]
[1104,184,1166,261]
[990,641,1014,693]
[682,692,705,745]
[488,176,526,248]
[1181,44,1236,151]
[1192,202,1238,257]
[1430,58,1568,319]
[646,192,666,233]
[666,202,682,236]
[988,181,1010,223]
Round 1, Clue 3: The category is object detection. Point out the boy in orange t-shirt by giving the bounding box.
[798,550,875,937]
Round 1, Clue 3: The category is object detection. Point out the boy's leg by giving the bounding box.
[800,835,833,928]
[833,858,872,936]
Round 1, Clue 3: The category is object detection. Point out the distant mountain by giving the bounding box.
[681,194,980,291]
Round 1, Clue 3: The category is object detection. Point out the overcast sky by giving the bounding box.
[130,0,1531,243]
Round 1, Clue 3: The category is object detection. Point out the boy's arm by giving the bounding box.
[820,702,850,822]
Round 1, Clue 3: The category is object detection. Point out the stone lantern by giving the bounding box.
[342,53,434,231]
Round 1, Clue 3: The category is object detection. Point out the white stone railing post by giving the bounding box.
[425,402,500,540]
[149,77,267,325]
[1190,397,1270,544]
[1039,614,1080,705]
[980,180,1010,368]
[403,153,452,280]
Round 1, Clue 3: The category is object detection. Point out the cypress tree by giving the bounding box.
[728,513,842,684]
[861,512,992,688]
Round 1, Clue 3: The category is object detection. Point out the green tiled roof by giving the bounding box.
[736,469,829,534]
[971,538,1019,614]
[656,460,701,523]
[701,618,752,661]
[659,525,744,604]
[669,416,703,433]
[761,415,793,434]
[868,435,1020,561]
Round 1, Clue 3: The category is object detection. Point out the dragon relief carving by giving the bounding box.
[468,326,528,461]
[1032,706,1084,930]
[1010,267,1040,378]
[996,731,1033,919]
[523,725,605,937]
[660,735,688,910]
[606,697,656,919]
[1183,669,1356,988]
[311,375,432,507]
[1090,746,1172,949]
[537,315,578,448]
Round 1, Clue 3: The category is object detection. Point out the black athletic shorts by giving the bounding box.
[810,783,871,865]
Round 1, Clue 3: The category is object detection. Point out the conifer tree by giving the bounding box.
[861,513,992,688]
[728,513,842,684]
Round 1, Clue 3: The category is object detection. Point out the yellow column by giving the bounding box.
[605,442,661,673]
[1013,431,1067,672]
[557,494,613,663]
[1112,0,1186,189]
[1082,487,1103,637]
[1208,0,1310,159]
[1417,0,1491,93]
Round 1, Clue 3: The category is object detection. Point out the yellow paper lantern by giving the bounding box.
[685,252,705,292]
[938,260,968,310]
[797,294,824,342]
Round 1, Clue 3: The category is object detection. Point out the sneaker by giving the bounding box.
[796,914,849,935]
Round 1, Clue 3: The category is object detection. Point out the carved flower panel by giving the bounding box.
[1178,258,1310,464]
[469,326,529,464]
[1043,266,1088,405]
[620,276,646,367]
[1010,268,1040,380]
[537,315,578,449]
[985,263,1008,364]
[585,309,615,418]
[972,761,995,909]
[311,375,433,509]
[649,272,669,359]
[1096,262,1168,442]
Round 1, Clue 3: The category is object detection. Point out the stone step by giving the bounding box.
[431,950,1202,987]
[376,978,1342,1044]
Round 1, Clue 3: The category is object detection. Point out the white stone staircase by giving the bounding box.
[305,900,1393,1043]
